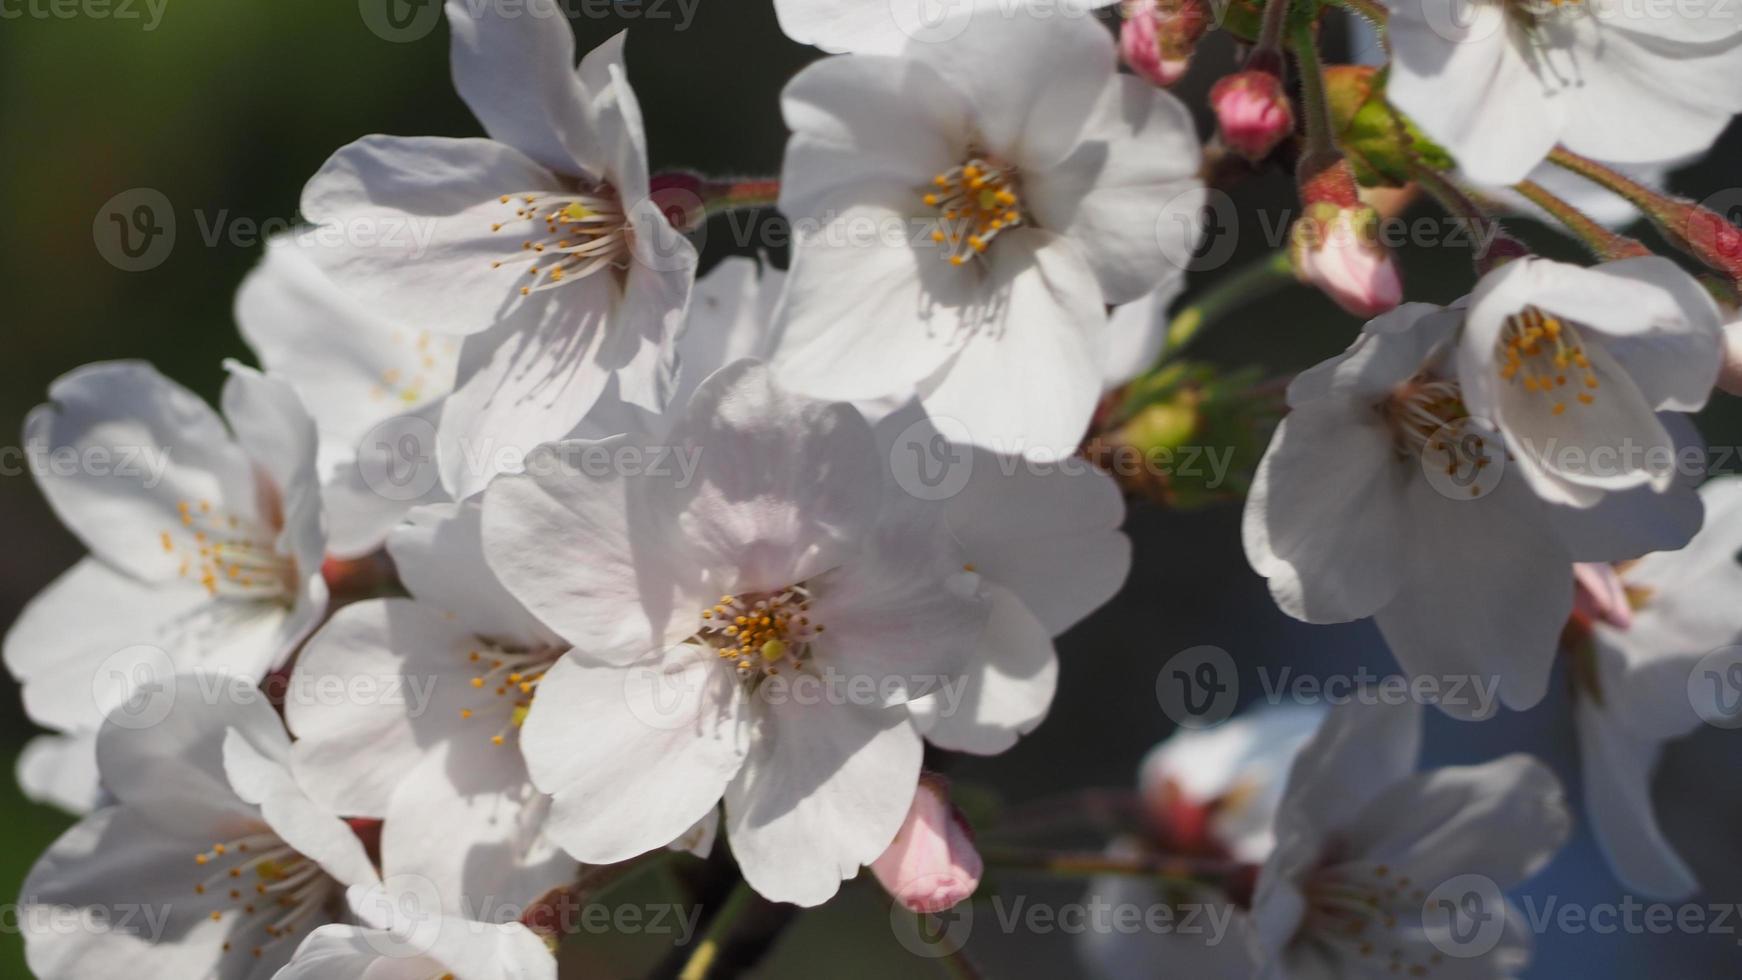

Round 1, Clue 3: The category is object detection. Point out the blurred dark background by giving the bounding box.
[3,1,1741,976]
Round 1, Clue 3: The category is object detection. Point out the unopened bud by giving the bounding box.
[1210,70,1293,162]
[870,774,982,914]
[1289,203,1402,318]
[1120,0,1208,87]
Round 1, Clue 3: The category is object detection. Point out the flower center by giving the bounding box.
[165,498,296,601]
[461,642,565,747]
[488,184,631,294]
[1301,863,1443,976]
[1383,376,1499,498]
[191,831,339,962]
[1497,306,1600,417]
[697,587,826,678]
[923,157,1025,267]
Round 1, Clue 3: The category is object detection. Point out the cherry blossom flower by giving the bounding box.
[1243,300,1703,719]
[4,361,327,801]
[237,236,456,557]
[286,500,575,916]
[1216,699,1569,978]
[1386,0,1742,183]
[297,0,695,498]
[21,677,379,980]
[770,5,1204,456]
[481,362,987,906]
[1567,478,1742,899]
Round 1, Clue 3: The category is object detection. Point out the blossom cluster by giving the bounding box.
[7,0,1742,977]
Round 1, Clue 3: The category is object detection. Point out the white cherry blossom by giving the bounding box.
[770,5,1204,456]
[1569,478,1742,899]
[297,0,695,498]
[4,361,327,800]
[21,677,379,980]
[482,362,987,906]
[1386,0,1742,184]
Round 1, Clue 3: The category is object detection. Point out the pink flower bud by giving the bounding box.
[1210,71,1293,162]
[1572,562,1634,631]
[1290,204,1403,318]
[870,775,982,914]
[1718,320,1742,396]
[1120,0,1205,88]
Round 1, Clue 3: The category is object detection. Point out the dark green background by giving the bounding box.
[3,1,1741,976]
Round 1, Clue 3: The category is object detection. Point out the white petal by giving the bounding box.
[95,674,281,825]
[236,235,458,456]
[1374,477,1570,720]
[1339,754,1571,889]
[1024,74,1203,305]
[908,583,1057,754]
[913,232,1109,459]
[286,598,486,817]
[23,806,269,980]
[772,0,981,53]
[778,53,969,221]
[905,4,1115,171]
[942,444,1129,634]
[1241,404,1408,623]
[4,558,280,733]
[1102,284,1176,389]
[520,649,748,864]
[298,135,569,338]
[1271,698,1422,843]
[665,360,883,593]
[770,199,977,403]
[219,362,328,595]
[17,733,103,816]
[436,278,616,498]
[725,698,922,906]
[1559,16,1742,167]
[673,256,782,409]
[1574,698,1699,899]
[1386,0,1561,184]
[381,745,575,917]
[445,0,591,176]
